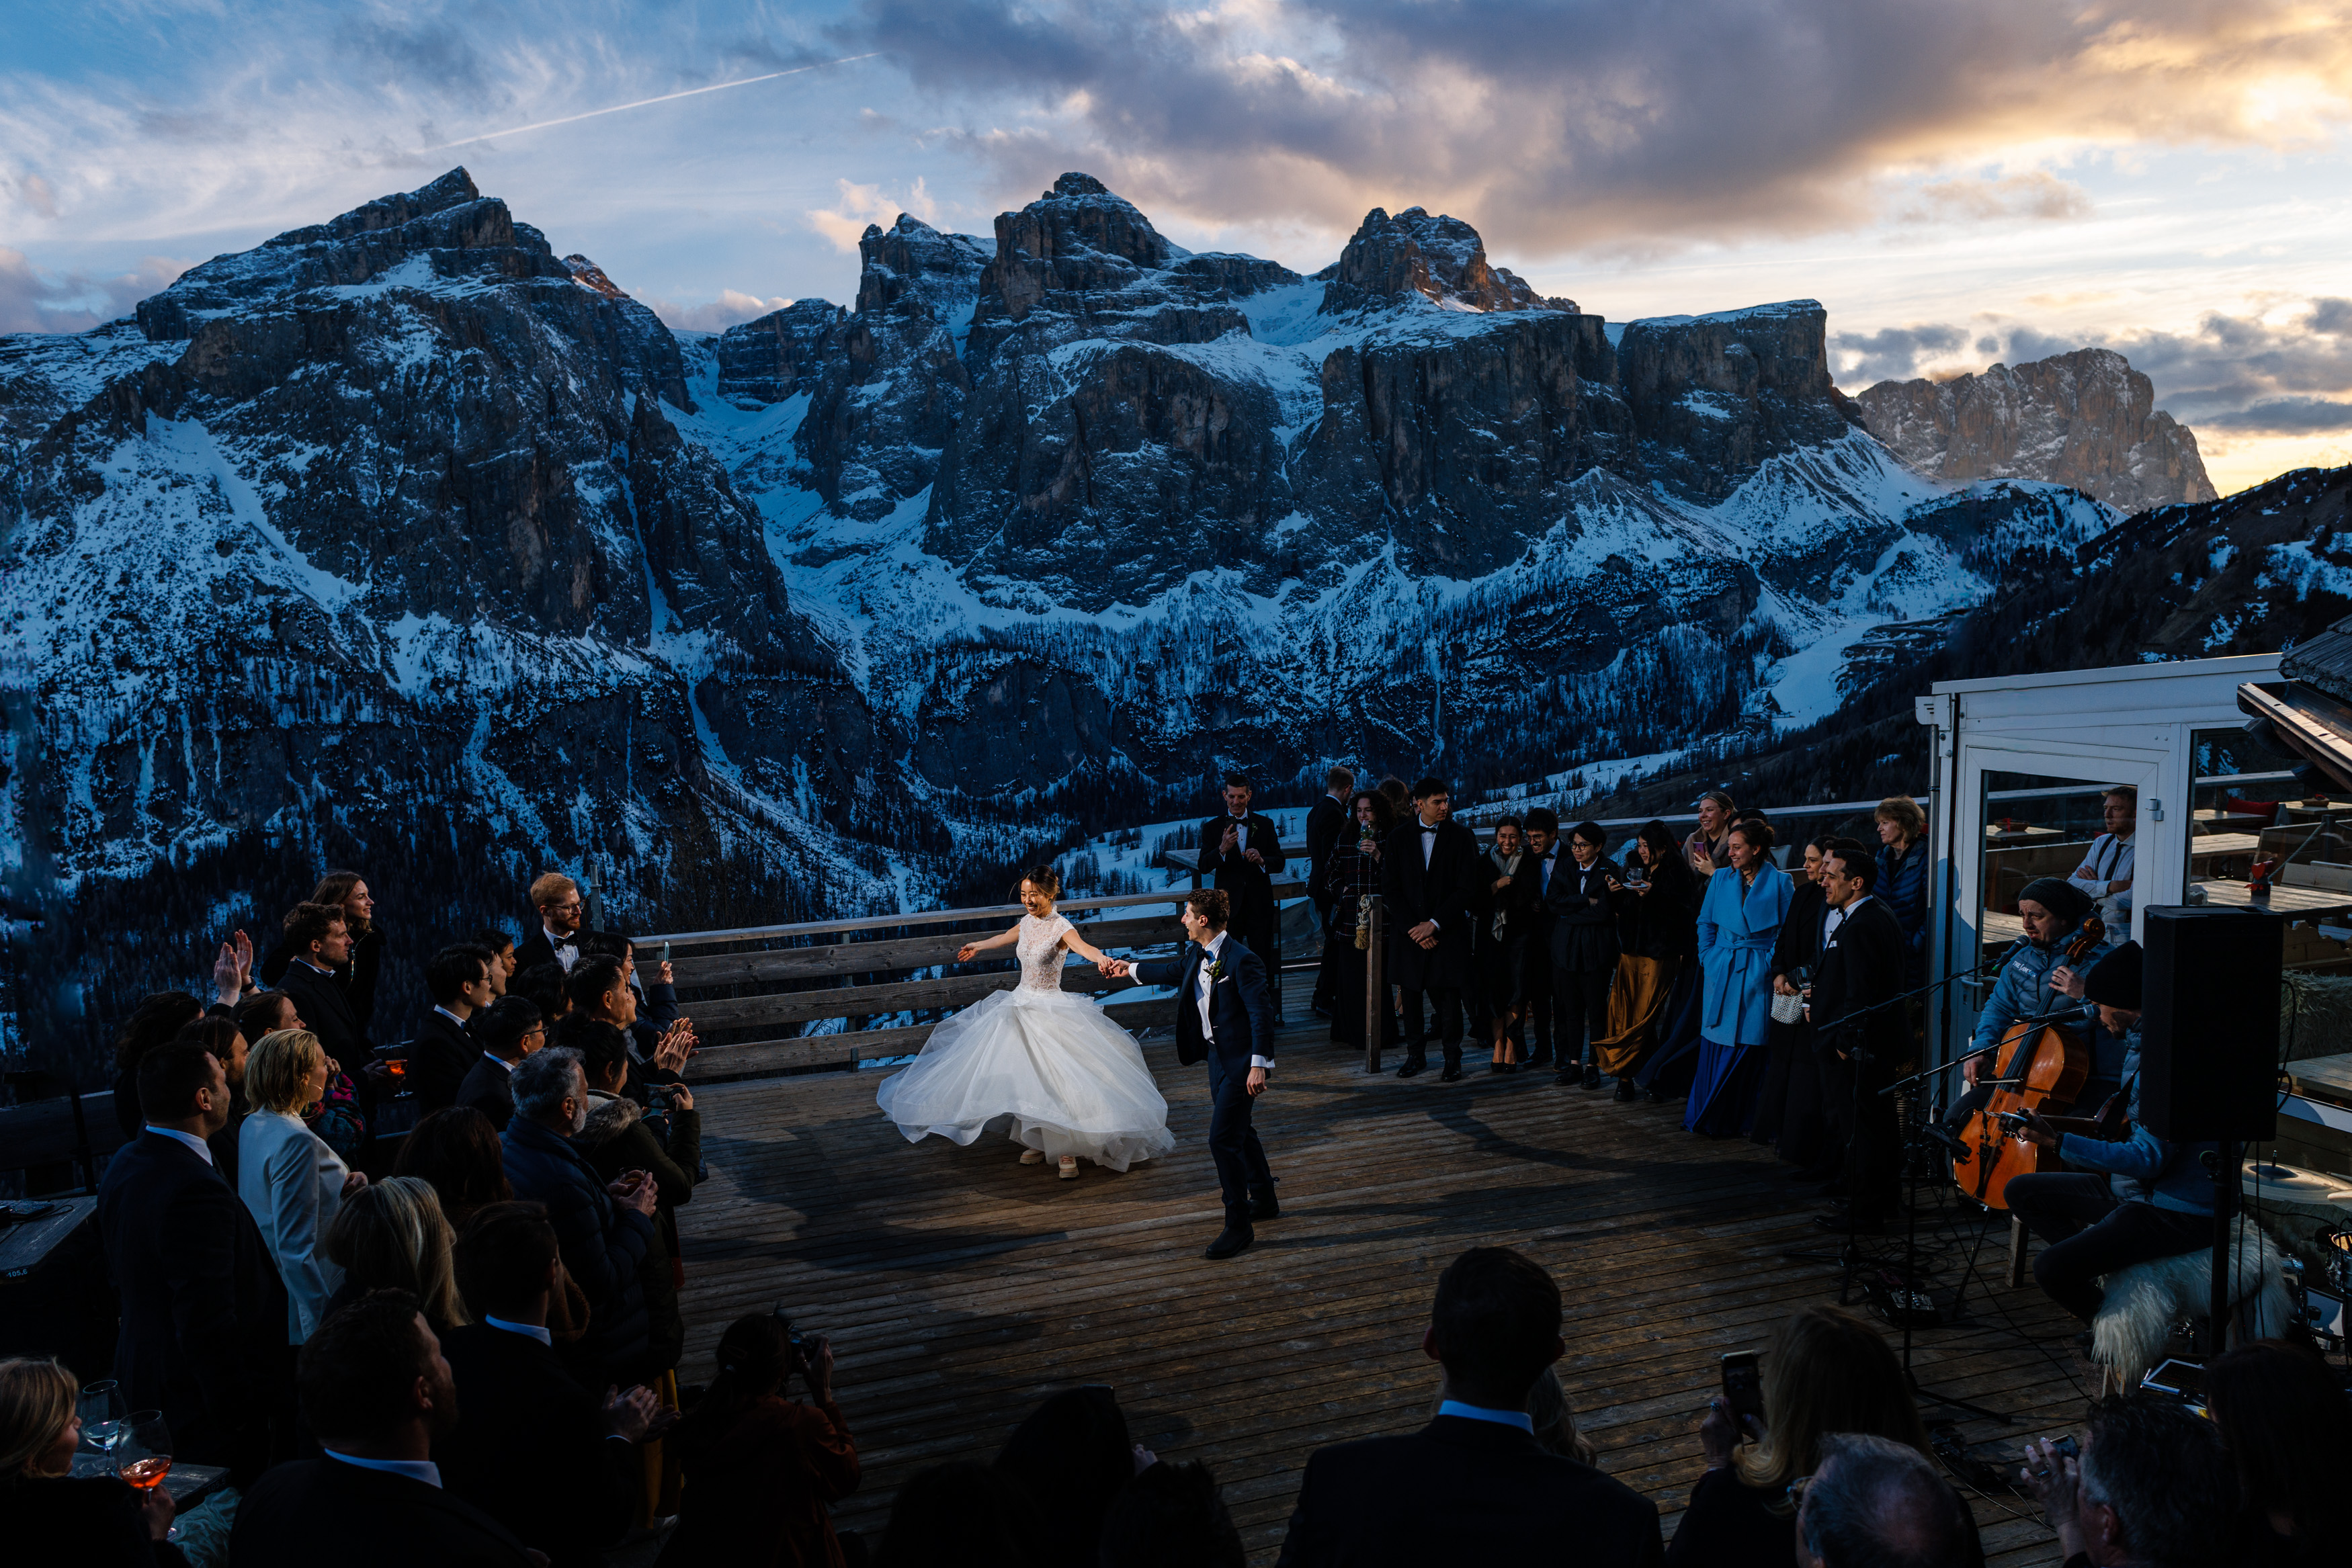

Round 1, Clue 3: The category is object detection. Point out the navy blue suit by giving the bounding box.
[1133,934,1277,1227]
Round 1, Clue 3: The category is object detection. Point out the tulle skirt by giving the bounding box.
[875,986,1176,1171]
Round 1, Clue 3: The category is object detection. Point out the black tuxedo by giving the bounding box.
[1275,1415,1664,1567]
[95,1131,288,1485]
[277,958,367,1065]
[1546,857,1624,1073]
[454,1053,517,1131]
[435,1323,638,1567]
[1132,936,1277,1227]
[1519,849,1568,1061]
[1200,811,1288,994]
[1382,817,1480,1068]
[1810,896,1907,1222]
[411,1009,476,1112]
[229,1455,534,1567]
[1305,794,1350,1012]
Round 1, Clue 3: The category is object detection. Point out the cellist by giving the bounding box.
[1935,877,2117,1142]
[2006,943,2220,1325]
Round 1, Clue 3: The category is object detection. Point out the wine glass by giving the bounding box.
[114,1410,174,1496]
[72,1380,126,1477]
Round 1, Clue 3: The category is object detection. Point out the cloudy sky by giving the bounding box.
[5,0,2349,493]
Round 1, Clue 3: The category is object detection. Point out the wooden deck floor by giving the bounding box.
[673,1022,2091,1564]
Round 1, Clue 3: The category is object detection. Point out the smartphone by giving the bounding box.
[1720,1351,1765,1424]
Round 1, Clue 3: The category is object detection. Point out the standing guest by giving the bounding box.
[414,944,495,1111]
[1383,778,1481,1082]
[97,1041,287,1486]
[236,990,366,1162]
[240,1029,366,1345]
[2205,1338,2352,1563]
[1687,821,1792,1137]
[320,1176,470,1335]
[1807,841,1907,1233]
[1518,810,1563,1069]
[471,930,518,998]
[1376,775,1411,819]
[1595,820,1700,1100]
[1544,822,1622,1092]
[659,1312,858,1568]
[1275,1247,1661,1567]
[510,961,572,1024]
[1683,791,1736,875]
[274,903,368,1068]
[2015,1396,2236,1568]
[394,1110,516,1231]
[1759,836,1838,1173]
[228,1289,533,1567]
[175,1015,252,1178]
[1305,765,1356,1018]
[1100,1459,1245,1568]
[236,989,298,1042]
[456,996,543,1131]
[1311,789,1398,1053]
[0,1356,184,1567]
[1872,797,1931,986]
[1665,1303,1955,1567]
[994,1385,1144,1568]
[571,1018,699,1380]
[502,1048,657,1386]
[109,992,206,1140]
[1475,818,1540,1073]
[2066,785,2139,928]
[1794,1434,1981,1568]
[437,1203,658,1568]
[517,873,589,974]
[260,872,386,1036]
[1198,773,1289,996]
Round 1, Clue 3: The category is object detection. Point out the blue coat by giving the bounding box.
[1697,865,1792,1047]
[1972,931,2109,1062]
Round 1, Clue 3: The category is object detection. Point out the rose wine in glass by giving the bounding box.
[115,1411,173,1493]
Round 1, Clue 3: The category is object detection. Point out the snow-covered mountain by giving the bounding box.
[0,167,2115,1060]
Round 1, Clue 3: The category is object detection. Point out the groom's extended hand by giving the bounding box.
[1097,958,1131,980]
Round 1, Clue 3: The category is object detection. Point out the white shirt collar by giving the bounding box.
[144,1125,214,1166]
[293,955,336,976]
[323,1450,441,1488]
[1200,930,1228,960]
[545,924,578,947]
[482,1051,516,1074]
[433,1005,470,1029]
[483,1315,552,1346]
[1437,1399,1535,1432]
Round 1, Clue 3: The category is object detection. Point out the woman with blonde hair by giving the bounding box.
[1873,796,1930,987]
[239,1029,368,1344]
[0,1357,179,1562]
[1665,1305,1972,1566]
[319,1176,468,1333]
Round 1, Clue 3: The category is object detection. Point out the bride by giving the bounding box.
[876,867,1175,1178]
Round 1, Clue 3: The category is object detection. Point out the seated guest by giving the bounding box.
[274,902,369,1070]
[517,873,589,973]
[0,1356,183,1566]
[1523,1367,1597,1464]
[437,1204,657,1568]
[174,1014,252,1178]
[2005,945,2220,1324]
[1666,1304,1956,1567]
[240,1028,366,1345]
[415,944,496,1111]
[569,1017,696,1376]
[658,1312,859,1568]
[108,992,204,1139]
[471,929,517,997]
[511,961,571,1024]
[1101,1460,1245,1568]
[97,1041,286,1486]
[236,988,299,1041]
[456,996,543,1131]
[1275,1246,1661,1566]
[228,1289,532,1567]
[2204,1339,2352,1563]
[569,955,692,1105]
[876,1461,1037,1568]
[1795,1433,1980,1568]
[2017,1395,2236,1568]
[320,1176,470,1336]
[994,1385,1143,1568]
[502,1047,656,1385]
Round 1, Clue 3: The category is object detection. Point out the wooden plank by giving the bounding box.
[669,915,1185,989]
[681,998,1168,1083]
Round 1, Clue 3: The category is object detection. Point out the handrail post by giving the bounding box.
[1364,898,1384,1076]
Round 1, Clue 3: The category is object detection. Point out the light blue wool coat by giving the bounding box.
[1697,863,1793,1047]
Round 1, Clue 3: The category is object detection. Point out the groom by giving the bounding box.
[1103,888,1279,1260]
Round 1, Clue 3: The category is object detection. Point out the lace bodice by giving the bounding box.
[1016,914,1074,992]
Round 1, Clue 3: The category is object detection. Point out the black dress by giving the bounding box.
[1753,880,1829,1162]
[1314,842,1398,1050]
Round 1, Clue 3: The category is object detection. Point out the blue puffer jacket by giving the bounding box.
[2058,1028,2218,1213]
[1972,932,2109,1063]
[502,1114,653,1380]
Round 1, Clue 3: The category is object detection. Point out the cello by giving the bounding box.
[1950,914,2107,1210]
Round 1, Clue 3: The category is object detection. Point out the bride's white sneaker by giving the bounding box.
[1058,1156,1080,1180]
[1019,1148,1046,1165]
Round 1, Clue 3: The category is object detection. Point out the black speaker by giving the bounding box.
[2140,906,2283,1142]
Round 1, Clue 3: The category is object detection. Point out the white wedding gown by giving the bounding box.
[875,913,1176,1171]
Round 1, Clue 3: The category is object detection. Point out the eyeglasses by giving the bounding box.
[1786,1474,1813,1506]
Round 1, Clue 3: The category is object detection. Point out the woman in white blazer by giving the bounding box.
[239,1028,368,1343]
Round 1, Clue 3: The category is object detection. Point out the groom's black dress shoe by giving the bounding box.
[1249,1191,1279,1221]
[1204,1224,1255,1260]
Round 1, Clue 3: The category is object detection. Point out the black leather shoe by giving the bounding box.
[1814,1212,1885,1235]
[1204,1224,1256,1260]
[1554,1069,1580,1086]
[1613,1078,1637,1102]
[1644,1086,1668,1103]
[1396,1059,1426,1079]
[1439,1065,1463,1082]
[1581,1069,1602,1091]
[1249,1191,1279,1221]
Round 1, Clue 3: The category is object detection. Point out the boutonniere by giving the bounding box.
[1204,953,1229,982]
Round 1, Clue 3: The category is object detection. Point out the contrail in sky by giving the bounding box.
[417,52,881,153]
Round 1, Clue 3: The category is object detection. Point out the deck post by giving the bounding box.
[1364,898,1384,1076]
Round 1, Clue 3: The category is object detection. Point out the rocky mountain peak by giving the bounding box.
[562,253,629,300]
[1856,346,2216,512]
[854,214,991,321]
[972,173,1175,329]
[1320,204,1563,316]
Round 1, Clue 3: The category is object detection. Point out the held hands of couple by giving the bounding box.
[1097,957,1133,980]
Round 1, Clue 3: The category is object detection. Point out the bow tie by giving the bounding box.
[1421,826,1437,834]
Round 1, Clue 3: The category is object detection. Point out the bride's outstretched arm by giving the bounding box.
[954,923,1023,964]
[1060,925,1117,969]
